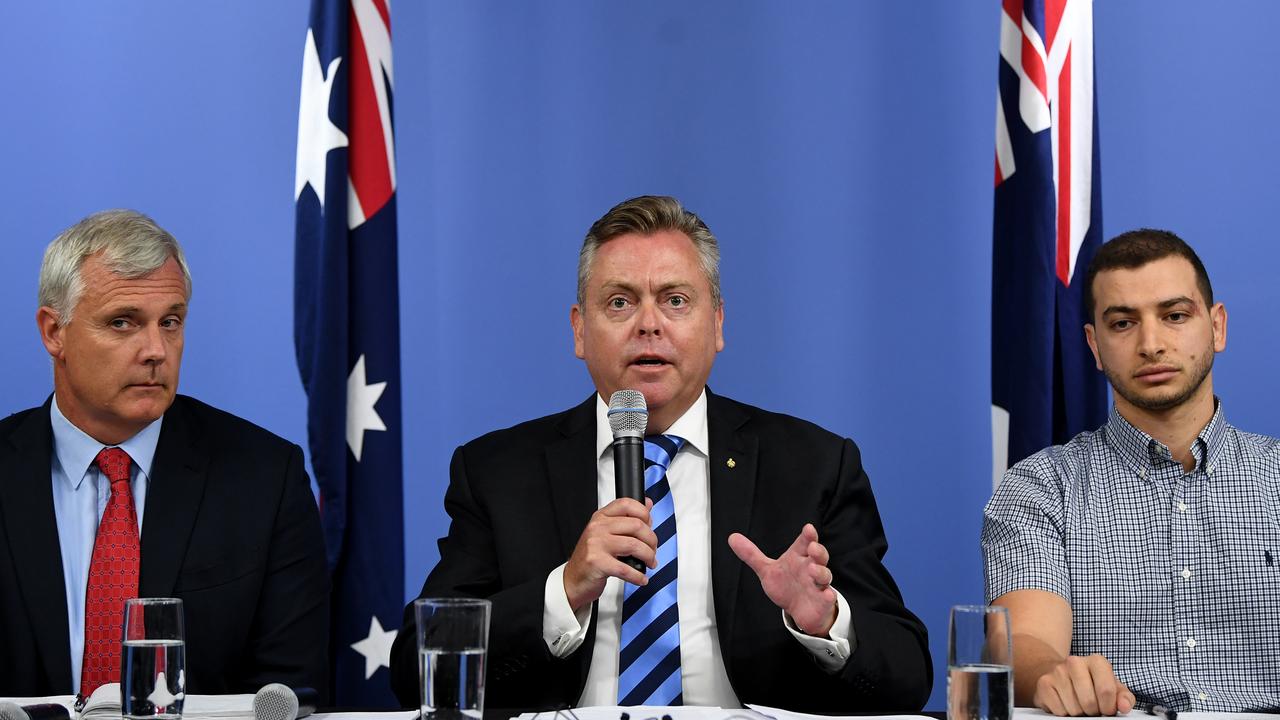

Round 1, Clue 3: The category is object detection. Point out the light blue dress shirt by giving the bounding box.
[49,396,162,692]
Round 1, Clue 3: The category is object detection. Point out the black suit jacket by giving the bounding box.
[389,391,931,712]
[0,395,330,697]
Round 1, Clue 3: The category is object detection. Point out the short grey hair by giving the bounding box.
[38,209,192,325]
[577,195,722,307]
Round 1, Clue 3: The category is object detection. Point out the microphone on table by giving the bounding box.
[608,389,649,575]
[0,704,69,720]
[253,684,318,720]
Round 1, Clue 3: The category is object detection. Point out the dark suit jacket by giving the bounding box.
[389,391,931,712]
[0,395,330,698]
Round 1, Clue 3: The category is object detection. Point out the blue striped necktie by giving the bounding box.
[618,434,686,706]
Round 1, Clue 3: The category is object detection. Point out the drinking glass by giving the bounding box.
[948,604,1013,720]
[122,598,185,720]
[416,598,491,720]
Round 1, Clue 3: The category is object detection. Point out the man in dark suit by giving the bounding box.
[0,210,328,698]
[390,196,930,712]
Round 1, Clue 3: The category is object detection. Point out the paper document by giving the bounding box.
[312,713,418,720]
[1015,708,1279,720]
[747,704,934,720]
[1,684,254,720]
[512,707,767,720]
[511,706,938,720]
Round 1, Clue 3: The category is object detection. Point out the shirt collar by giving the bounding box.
[50,394,165,490]
[594,389,709,460]
[1103,398,1228,479]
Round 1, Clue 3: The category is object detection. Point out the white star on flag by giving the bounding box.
[350,616,398,680]
[347,354,387,462]
[295,27,348,206]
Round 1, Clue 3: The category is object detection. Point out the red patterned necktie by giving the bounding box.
[79,447,140,698]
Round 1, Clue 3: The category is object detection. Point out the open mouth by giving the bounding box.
[632,356,669,367]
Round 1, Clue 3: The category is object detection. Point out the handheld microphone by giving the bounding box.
[253,684,318,720]
[608,389,648,574]
[0,704,69,720]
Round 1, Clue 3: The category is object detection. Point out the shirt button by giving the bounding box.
[1198,693,1208,701]
[1177,501,1188,512]
[1181,568,1192,579]
[1186,638,1197,648]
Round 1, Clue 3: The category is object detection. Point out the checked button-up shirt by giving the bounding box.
[983,401,1280,712]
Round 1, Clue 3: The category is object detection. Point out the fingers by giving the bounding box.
[1034,655,1127,716]
[784,522,818,556]
[1086,656,1120,715]
[806,538,830,568]
[595,498,658,557]
[807,563,833,587]
[731,525,831,578]
[1063,656,1096,715]
[563,501,660,609]
[1117,683,1135,714]
[1034,677,1067,716]
[599,496,650,519]
[727,532,770,574]
[571,524,655,577]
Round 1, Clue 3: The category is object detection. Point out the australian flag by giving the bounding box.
[294,0,404,706]
[992,0,1108,487]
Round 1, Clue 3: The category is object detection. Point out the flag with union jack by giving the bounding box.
[294,0,403,705]
[992,0,1108,487]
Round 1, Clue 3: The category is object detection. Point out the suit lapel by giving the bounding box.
[0,400,73,689]
[544,394,601,694]
[706,391,757,665]
[139,397,210,597]
[546,395,599,559]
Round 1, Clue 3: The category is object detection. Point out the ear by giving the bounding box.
[1084,323,1103,371]
[714,302,725,353]
[1210,302,1227,352]
[36,307,65,360]
[570,304,585,360]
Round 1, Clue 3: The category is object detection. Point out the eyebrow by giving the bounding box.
[1100,296,1197,316]
[105,302,188,315]
[598,280,698,296]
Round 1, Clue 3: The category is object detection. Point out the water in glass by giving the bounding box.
[419,647,485,720]
[948,663,1012,720]
[122,639,185,719]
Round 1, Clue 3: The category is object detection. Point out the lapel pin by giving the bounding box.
[726,458,736,468]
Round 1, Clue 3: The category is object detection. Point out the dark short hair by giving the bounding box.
[1083,228,1213,322]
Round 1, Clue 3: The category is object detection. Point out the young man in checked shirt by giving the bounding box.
[983,229,1280,716]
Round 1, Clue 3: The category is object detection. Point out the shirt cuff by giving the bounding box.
[782,588,855,672]
[543,563,592,658]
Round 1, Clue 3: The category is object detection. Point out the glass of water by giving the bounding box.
[948,604,1012,720]
[415,598,491,720]
[122,598,185,720]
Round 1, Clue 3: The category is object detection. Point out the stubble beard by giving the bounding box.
[1104,348,1214,413]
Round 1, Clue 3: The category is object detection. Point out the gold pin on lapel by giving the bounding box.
[726,458,736,469]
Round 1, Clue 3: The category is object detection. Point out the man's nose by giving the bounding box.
[1136,321,1165,358]
[138,323,167,363]
[636,299,662,336]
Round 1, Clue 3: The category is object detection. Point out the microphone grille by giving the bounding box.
[0,703,29,720]
[253,684,299,720]
[608,390,648,436]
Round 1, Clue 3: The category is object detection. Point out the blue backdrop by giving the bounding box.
[3,2,1278,710]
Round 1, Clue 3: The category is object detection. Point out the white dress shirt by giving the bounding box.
[540,390,853,707]
[49,395,162,691]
